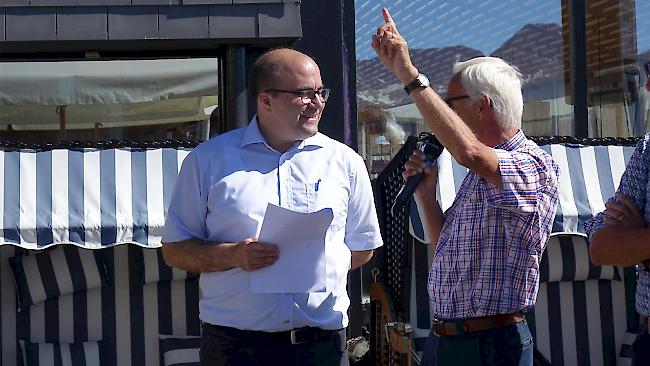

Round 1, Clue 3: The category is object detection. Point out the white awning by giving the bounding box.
[0,58,219,129]
[0,58,218,106]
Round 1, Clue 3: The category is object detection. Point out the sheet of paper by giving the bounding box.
[250,203,333,294]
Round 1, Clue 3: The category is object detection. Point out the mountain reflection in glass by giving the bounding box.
[355,0,650,156]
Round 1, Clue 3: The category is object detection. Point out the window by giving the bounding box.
[587,0,650,137]
[0,58,219,143]
[355,0,568,174]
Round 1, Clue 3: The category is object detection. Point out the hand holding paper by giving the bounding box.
[234,236,279,271]
[250,203,333,293]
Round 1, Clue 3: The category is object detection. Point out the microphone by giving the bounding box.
[391,133,444,216]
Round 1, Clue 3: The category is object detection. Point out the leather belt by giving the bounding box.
[202,323,340,345]
[432,313,525,336]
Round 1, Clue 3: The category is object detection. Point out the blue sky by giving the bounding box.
[355,0,650,60]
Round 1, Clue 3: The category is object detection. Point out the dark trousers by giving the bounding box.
[632,331,650,366]
[200,323,349,366]
[420,320,533,366]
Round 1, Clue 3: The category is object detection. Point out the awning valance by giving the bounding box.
[0,58,219,106]
[409,143,636,243]
[0,147,191,249]
[0,58,219,130]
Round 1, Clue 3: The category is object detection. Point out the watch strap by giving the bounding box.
[403,74,429,95]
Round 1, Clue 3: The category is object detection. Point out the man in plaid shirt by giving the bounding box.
[372,8,560,366]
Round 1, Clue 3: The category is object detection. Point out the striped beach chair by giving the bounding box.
[0,143,202,366]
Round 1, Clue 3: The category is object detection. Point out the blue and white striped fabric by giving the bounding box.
[0,148,191,249]
[19,340,105,366]
[409,144,636,243]
[9,245,110,309]
[159,335,200,366]
[138,249,198,286]
[1,245,201,366]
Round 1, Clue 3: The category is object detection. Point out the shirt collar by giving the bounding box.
[241,115,328,150]
[495,130,526,151]
[241,116,266,147]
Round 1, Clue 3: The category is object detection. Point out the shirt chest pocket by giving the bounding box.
[304,182,318,212]
[303,182,348,231]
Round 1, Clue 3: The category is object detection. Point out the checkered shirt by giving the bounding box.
[585,134,650,316]
[428,130,560,319]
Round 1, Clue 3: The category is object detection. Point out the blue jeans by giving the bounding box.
[421,320,533,366]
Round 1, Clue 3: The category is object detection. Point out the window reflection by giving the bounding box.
[0,58,219,143]
[356,0,570,173]
[586,0,650,137]
[358,105,406,176]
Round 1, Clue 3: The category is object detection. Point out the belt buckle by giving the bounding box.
[431,319,447,336]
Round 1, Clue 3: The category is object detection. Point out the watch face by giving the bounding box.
[417,74,430,87]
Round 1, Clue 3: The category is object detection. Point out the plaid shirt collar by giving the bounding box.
[495,130,526,151]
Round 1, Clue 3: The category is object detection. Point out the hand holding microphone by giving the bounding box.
[403,150,438,193]
[391,133,444,216]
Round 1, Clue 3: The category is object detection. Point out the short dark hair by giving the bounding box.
[249,48,318,101]
[249,48,285,101]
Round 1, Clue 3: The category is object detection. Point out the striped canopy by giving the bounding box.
[409,143,637,243]
[0,148,191,249]
[0,142,637,249]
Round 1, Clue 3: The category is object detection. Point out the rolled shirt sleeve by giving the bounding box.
[161,151,208,243]
[483,149,559,215]
[344,153,383,251]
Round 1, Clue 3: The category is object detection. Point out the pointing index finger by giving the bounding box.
[382,7,394,24]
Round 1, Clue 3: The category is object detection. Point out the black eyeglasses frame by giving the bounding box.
[443,95,470,108]
[265,88,331,103]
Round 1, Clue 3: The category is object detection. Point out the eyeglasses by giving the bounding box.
[443,95,470,108]
[645,61,650,78]
[265,88,331,104]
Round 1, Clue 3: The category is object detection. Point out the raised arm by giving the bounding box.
[371,8,502,188]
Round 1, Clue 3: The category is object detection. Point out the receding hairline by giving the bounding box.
[250,48,320,99]
[256,48,316,71]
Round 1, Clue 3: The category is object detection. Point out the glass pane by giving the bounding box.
[356,0,569,174]
[0,58,219,143]
[586,0,650,137]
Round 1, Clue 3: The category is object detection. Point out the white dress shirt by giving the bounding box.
[162,117,383,331]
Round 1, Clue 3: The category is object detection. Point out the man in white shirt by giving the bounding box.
[160,48,383,366]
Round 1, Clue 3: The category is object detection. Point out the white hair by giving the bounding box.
[452,57,523,130]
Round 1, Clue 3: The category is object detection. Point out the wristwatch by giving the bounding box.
[403,73,430,95]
